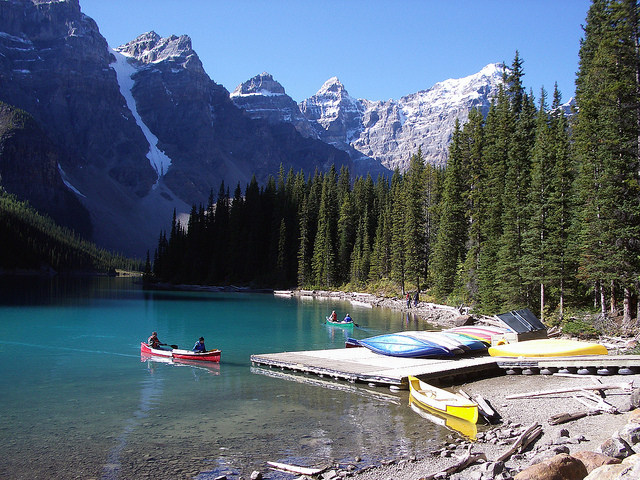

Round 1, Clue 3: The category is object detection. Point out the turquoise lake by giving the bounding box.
[0,276,452,479]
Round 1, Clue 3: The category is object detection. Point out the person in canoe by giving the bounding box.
[147,331,163,349]
[343,313,352,323]
[193,336,206,352]
[330,310,338,322]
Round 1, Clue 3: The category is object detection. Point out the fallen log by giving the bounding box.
[495,422,542,462]
[548,411,592,425]
[506,382,632,400]
[266,461,327,476]
[420,447,487,480]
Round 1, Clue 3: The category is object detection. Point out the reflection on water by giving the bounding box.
[0,276,451,479]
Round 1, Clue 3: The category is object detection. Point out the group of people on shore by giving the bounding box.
[328,310,352,323]
[406,291,419,308]
[147,331,207,352]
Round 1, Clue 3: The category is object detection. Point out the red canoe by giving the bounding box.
[140,342,221,363]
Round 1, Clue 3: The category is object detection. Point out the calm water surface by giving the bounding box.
[0,277,452,479]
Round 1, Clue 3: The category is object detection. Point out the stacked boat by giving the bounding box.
[348,325,505,358]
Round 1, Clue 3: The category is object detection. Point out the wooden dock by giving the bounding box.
[250,348,501,388]
[250,349,640,388]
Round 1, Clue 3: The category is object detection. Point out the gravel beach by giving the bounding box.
[348,373,638,480]
[286,290,640,480]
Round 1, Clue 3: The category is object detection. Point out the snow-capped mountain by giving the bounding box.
[233,64,506,171]
[299,77,367,151]
[0,2,357,257]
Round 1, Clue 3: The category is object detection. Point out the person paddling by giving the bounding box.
[147,331,162,349]
[343,313,352,323]
[193,336,206,353]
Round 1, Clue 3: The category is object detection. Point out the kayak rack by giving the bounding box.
[250,348,501,388]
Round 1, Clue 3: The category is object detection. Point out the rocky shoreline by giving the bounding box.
[144,286,640,480]
[257,289,640,480]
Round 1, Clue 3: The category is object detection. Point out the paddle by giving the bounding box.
[160,343,178,349]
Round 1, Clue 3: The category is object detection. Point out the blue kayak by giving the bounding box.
[354,333,454,358]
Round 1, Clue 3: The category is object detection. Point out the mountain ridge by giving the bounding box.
[233,63,508,171]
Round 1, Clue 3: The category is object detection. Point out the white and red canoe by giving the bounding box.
[140,342,221,363]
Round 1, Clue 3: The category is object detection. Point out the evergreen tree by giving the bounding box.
[389,169,407,293]
[476,84,511,312]
[521,88,554,319]
[431,120,467,299]
[403,149,427,292]
[459,108,486,301]
[573,0,640,323]
[312,166,339,286]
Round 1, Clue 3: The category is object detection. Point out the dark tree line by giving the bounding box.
[0,189,139,274]
[153,0,640,324]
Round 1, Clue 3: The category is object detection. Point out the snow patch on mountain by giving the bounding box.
[111,49,172,180]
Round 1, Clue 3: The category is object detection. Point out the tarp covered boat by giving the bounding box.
[140,342,221,362]
[396,331,466,355]
[488,338,608,357]
[408,375,479,423]
[354,333,454,358]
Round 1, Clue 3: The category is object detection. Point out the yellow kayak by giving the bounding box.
[488,338,608,357]
[407,376,479,424]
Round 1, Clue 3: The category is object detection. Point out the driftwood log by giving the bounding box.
[266,461,327,476]
[505,382,632,400]
[495,422,543,462]
[420,446,487,480]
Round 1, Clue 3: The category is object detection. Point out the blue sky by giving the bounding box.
[80,0,592,103]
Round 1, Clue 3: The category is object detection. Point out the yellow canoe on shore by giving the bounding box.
[408,376,479,424]
[488,338,608,357]
[409,396,477,440]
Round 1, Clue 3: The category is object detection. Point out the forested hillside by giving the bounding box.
[0,189,140,274]
[153,0,640,327]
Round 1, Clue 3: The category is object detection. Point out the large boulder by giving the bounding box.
[571,451,621,474]
[598,437,634,459]
[583,453,640,480]
[617,423,640,453]
[514,453,588,480]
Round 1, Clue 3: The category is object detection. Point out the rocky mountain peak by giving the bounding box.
[116,31,203,73]
[318,76,346,95]
[231,72,286,96]
[236,64,508,171]
[231,73,317,139]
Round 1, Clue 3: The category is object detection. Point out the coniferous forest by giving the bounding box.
[154,0,639,326]
[0,189,140,274]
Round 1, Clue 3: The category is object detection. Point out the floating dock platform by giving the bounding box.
[250,349,640,388]
[250,348,500,388]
